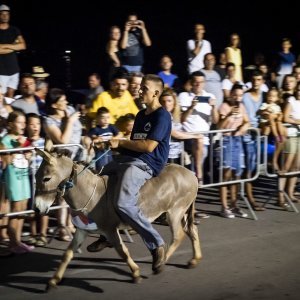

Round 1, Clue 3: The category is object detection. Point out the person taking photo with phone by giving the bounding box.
[120,13,151,73]
[178,71,219,187]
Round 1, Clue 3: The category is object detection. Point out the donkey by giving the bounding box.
[34,140,202,288]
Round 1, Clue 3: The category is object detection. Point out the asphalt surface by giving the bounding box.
[1,175,300,300]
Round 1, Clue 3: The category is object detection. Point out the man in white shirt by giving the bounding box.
[178,71,219,186]
[187,24,212,74]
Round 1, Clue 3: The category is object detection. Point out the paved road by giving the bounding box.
[1,176,300,300]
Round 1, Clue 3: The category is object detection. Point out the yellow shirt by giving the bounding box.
[88,90,139,124]
[225,47,243,82]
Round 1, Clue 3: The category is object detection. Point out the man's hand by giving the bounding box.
[108,138,120,149]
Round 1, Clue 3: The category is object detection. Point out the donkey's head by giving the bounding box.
[34,139,74,214]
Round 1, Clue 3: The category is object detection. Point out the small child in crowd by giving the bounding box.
[0,111,33,254]
[88,107,123,171]
[115,113,135,139]
[25,113,48,247]
[259,88,287,170]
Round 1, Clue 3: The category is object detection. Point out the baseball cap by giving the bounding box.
[0,4,10,11]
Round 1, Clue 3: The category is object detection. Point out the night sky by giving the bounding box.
[3,0,299,91]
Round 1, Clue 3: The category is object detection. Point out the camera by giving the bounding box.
[194,96,210,103]
[130,21,140,26]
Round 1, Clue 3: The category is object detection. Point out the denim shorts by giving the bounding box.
[243,139,257,173]
[222,136,245,176]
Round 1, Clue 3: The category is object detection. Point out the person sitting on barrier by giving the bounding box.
[0,111,34,253]
[278,82,300,207]
[258,88,287,171]
[218,84,250,218]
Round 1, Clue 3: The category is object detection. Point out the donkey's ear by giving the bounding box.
[35,148,56,165]
[44,138,54,153]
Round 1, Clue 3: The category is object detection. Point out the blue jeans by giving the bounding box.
[102,156,164,251]
[122,65,142,73]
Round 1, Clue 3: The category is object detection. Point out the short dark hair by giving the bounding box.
[26,113,41,122]
[97,106,110,116]
[190,71,206,81]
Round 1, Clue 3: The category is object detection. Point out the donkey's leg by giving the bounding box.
[165,209,186,262]
[183,202,202,268]
[108,229,141,283]
[47,228,88,291]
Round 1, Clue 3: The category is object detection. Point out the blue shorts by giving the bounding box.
[222,136,245,176]
[243,139,257,173]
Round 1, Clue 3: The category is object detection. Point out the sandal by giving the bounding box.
[277,201,290,210]
[250,202,265,211]
[26,236,37,245]
[35,235,48,247]
[57,227,72,242]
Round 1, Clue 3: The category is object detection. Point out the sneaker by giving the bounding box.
[197,178,203,188]
[151,245,166,274]
[194,212,210,219]
[10,245,28,254]
[87,236,113,252]
[20,242,35,252]
[231,207,248,218]
[220,208,235,219]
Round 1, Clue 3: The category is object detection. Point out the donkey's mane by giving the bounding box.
[51,148,99,175]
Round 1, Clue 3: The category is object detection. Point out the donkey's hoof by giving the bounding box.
[187,259,201,269]
[45,282,57,292]
[132,276,142,284]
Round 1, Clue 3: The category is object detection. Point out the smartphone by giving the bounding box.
[194,96,210,103]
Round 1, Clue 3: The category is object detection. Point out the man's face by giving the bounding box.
[138,80,158,105]
[112,78,128,97]
[0,11,10,24]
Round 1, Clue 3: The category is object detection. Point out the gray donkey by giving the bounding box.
[34,140,202,289]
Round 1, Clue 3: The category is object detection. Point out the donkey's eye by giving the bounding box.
[43,177,51,183]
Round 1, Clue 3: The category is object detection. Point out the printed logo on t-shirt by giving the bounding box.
[133,133,147,139]
[144,122,151,132]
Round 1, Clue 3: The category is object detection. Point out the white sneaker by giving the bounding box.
[220,208,235,219]
[231,207,248,218]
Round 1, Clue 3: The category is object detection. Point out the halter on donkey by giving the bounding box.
[34,139,202,289]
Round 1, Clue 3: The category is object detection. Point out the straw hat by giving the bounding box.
[32,66,50,78]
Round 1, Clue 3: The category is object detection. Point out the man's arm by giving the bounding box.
[110,138,158,153]
[120,22,131,49]
[181,100,197,122]
[138,20,151,46]
[0,35,26,51]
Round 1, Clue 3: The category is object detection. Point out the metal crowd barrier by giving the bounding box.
[260,135,299,213]
[0,143,134,243]
[187,128,261,220]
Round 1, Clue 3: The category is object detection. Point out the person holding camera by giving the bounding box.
[178,71,219,187]
[120,13,151,73]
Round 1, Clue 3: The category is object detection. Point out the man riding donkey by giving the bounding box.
[88,74,171,274]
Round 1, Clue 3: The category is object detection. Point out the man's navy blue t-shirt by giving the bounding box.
[122,107,171,176]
